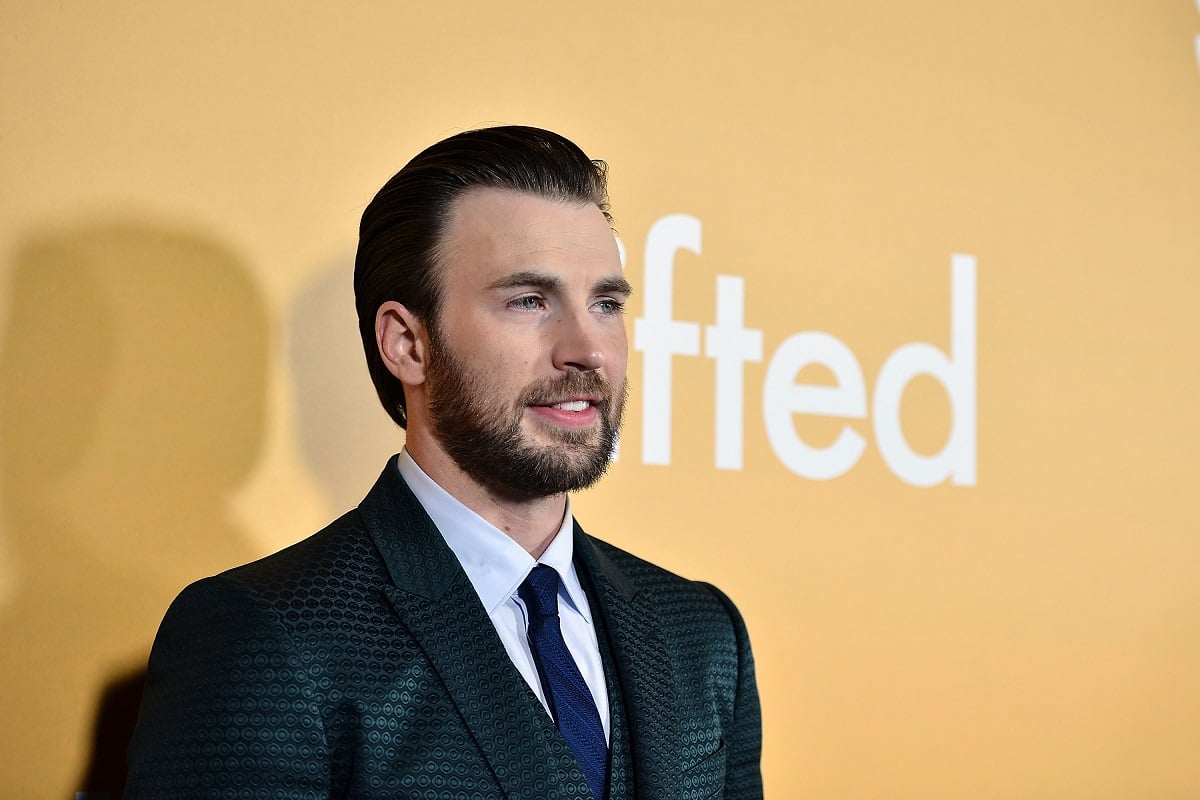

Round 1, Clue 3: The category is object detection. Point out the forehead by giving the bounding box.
[437,187,620,283]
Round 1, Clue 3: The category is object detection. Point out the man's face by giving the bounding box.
[423,188,630,500]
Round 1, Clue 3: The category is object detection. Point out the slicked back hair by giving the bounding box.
[354,125,612,428]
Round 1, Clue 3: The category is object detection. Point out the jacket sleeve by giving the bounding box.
[705,583,764,800]
[125,575,330,799]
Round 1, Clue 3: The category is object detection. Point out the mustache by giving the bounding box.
[520,371,611,406]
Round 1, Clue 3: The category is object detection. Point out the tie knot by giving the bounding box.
[519,564,561,620]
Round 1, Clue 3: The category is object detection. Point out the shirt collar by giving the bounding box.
[395,449,593,623]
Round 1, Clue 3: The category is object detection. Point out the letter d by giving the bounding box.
[873,254,977,487]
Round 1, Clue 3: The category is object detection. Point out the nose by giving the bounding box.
[551,308,605,372]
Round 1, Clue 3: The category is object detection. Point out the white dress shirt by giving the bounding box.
[396,449,611,742]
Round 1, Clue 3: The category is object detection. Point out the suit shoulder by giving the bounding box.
[586,534,708,589]
[215,508,382,595]
[155,508,390,646]
[584,535,747,630]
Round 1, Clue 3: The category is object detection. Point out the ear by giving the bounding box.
[375,301,428,386]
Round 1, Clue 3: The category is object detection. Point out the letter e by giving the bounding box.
[763,332,867,479]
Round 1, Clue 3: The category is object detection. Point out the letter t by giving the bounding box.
[705,276,763,469]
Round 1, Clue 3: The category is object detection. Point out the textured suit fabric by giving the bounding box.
[126,457,763,799]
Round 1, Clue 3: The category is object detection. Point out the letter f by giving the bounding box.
[634,214,702,465]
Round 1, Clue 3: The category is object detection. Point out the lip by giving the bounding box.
[527,397,602,428]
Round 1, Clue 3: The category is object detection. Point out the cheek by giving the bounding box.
[606,329,630,376]
[447,317,532,373]
[484,347,538,392]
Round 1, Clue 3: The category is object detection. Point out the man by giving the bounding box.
[126,126,762,799]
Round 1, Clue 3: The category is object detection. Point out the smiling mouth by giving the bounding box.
[526,396,604,430]
[522,372,610,419]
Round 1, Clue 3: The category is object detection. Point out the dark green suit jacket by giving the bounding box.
[126,457,762,799]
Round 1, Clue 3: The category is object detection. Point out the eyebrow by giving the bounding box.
[595,275,634,298]
[488,270,633,298]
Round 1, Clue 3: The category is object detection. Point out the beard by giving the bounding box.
[424,334,627,502]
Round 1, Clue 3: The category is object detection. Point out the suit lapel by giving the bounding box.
[582,569,633,800]
[575,527,684,800]
[358,459,592,800]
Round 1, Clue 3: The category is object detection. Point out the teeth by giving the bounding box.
[552,400,590,412]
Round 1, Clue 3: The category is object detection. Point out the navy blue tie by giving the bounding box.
[519,564,608,800]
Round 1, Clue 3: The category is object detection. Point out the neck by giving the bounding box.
[405,433,567,558]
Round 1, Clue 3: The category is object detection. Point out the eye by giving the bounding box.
[508,295,546,311]
[592,298,626,315]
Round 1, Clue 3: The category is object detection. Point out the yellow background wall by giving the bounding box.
[2,2,1198,797]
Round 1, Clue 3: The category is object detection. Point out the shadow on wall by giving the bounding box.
[0,222,268,799]
[287,259,403,514]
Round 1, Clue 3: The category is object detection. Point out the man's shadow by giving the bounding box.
[0,222,268,799]
[286,259,402,514]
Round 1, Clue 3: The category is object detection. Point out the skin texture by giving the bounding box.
[375,188,631,557]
